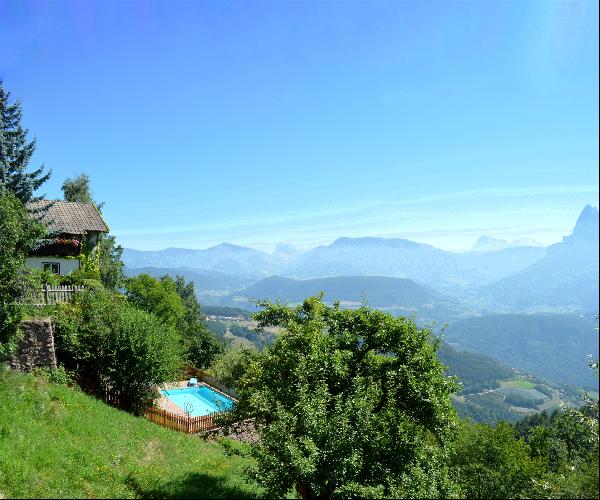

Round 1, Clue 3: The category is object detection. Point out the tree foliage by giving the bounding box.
[208,344,260,392]
[451,421,544,499]
[124,273,224,369]
[98,233,124,291]
[61,172,123,290]
[124,273,186,328]
[227,295,460,499]
[61,173,95,205]
[0,81,50,204]
[0,192,45,355]
[173,275,224,369]
[52,289,183,414]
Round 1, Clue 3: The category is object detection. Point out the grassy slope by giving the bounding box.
[0,368,261,499]
[500,379,537,389]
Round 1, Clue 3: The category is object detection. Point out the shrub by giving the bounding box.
[32,365,74,385]
[29,268,62,286]
[52,290,183,414]
[59,268,102,286]
[207,345,261,392]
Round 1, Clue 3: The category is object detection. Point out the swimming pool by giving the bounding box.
[160,385,234,417]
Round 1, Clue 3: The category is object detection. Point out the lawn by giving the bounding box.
[0,367,261,499]
[500,378,537,389]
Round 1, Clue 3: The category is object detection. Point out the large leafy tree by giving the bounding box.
[0,81,51,204]
[173,275,224,369]
[124,273,224,369]
[450,421,544,499]
[227,295,460,499]
[61,173,95,205]
[0,192,45,356]
[97,234,124,290]
[124,274,186,328]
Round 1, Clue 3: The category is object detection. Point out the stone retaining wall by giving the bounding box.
[10,318,57,371]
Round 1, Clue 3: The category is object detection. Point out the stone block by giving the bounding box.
[9,318,57,371]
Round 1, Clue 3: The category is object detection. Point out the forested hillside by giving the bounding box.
[445,313,600,389]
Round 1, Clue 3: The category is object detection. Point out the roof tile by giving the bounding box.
[28,200,109,234]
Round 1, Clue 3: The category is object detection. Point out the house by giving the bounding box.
[26,200,109,276]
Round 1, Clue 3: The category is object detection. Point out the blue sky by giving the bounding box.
[1,0,598,252]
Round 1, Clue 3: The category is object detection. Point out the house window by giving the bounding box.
[43,262,60,274]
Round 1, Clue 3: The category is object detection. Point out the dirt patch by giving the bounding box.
[144,438,162,462]
[206,419,260,444]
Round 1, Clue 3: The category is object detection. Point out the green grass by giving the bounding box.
[500,378,537,389]
[0,367,261,499]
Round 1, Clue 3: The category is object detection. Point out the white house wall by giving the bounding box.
[25,257,81,276]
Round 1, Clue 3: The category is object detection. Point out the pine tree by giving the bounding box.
[0,80,51,203]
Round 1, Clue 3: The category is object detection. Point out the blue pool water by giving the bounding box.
[160,386,234,417]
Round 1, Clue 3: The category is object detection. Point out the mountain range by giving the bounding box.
[122,205,599,392]
[123,205,598,314]
[123,243,275,279]
[471,236,543,253]
[478,205,599,312]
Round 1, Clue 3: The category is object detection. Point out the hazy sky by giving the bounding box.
[1,0,598,252]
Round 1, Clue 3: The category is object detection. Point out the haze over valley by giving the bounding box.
[125,204,600,390]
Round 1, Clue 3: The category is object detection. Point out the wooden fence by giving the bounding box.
[27,284,85,306]
[184,366,238,400]
[145,406,220,434]
[78,375,221,433]
[76,373,132,411]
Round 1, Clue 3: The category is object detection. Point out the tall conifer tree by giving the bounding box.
[0,80,51,203]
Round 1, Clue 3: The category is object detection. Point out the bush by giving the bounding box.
[29,268,62,286]
[52,290,183,414]
[207,345,261,392]
[59,268,102,286]
[32,365,74,385]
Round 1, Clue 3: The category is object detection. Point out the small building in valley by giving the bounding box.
[26,200,109,276]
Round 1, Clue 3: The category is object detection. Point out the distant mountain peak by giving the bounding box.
[471,236,508,253]
[566,205,599,244]
[273,242,296,252]
[578,204,598,220]
[213,242,245,250]
[331,236,423,248]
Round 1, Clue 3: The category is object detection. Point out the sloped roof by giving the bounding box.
[28,200,109,235]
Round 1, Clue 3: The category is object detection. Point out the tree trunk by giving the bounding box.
[296,481,310,500]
